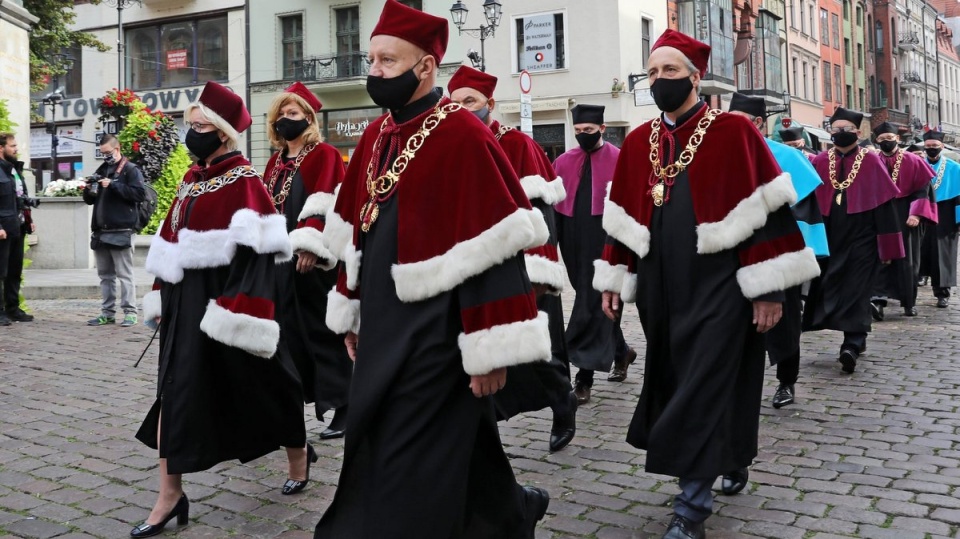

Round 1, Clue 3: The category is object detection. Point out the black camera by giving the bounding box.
[86,173,103,196]
[17,196,40,210]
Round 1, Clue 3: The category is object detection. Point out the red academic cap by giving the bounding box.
[372,0,449,63]
[447,65,498,99]
[651,29,711,77]
[198,81,252,134]
[284,81,323,113]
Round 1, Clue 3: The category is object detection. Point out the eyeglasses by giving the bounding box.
[828,126,857,134]
[186,122,214,132]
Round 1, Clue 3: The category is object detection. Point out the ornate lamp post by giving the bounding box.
[41,53,74,181]
[449,0,502,72]
[102,0,142,89]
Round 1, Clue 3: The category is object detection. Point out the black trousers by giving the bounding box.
[841,332,867,354]
[934,287,951,299]
[0,229,24,312]
[775,350,801,386]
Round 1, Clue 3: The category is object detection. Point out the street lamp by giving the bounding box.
[102,0,141,89]
[41,53,74,181]
[449,0,502,72]
[766,90,792,117]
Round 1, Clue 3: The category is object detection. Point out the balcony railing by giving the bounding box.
[290,52,370,82]
[898,31,920,52]
[901,71,923,88]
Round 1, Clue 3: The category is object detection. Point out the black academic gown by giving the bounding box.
[314,93,531,539]
[272,161,353,420]
[920,198,960,289]
[804,166,901,334]
[556,156,628,372]
[873,187,933,309]
[626,168,774,479]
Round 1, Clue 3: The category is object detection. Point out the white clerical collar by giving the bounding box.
[662,114,677,127]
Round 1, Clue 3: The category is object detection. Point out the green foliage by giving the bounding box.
[18,239,32,313]
[143,145,190,235]
[0,99,16,132]
[23,0,109,95]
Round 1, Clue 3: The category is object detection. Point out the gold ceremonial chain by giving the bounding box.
[933,159,947,191]
[828,147,866,206]
[266,143,317,206]
[648,108,721,207]
[889,149,904,185]
[359,102,462,232]
[495,124,514,141]
[171,165,257,233]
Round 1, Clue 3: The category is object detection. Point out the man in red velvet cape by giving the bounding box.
[314,2,552,538]
[805,108,904,374]
[593,30,819,538]
[448,65,578,454]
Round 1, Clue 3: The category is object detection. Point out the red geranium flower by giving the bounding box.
[132,141,141,152]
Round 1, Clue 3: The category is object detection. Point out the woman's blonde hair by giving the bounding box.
[266,93,323,150]
[184,102,240,152]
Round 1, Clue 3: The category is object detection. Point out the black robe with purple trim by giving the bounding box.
[805,148,904,334]
[595,103,820,479]
[136,152,305,474]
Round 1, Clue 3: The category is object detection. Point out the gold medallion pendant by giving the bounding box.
[652,183,665,207]
[360,201,380,233]
[835,192,843,206]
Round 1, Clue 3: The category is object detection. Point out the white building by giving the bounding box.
[247,0,667,167]
[29,0,247,186]
[0,0,38,171]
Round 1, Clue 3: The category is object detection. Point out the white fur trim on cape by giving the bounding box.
[145,209,293,284]
[602,200,651,258]
[525,254,566,293]
[322,209,353,262]
[621,273,638,303]
[391,207,549,302]
[325,289,360,334]
[592,259,627,294]
[289,227,336,271]
[199,300,280,359]
[297,191,337,221]
[521,175,567,205]
[736,247,820,299]
[142,290,161,322]
[696,173,796,255]
[458,312,551,376]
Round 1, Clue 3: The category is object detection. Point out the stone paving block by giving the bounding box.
[858,524,928,539]
[739,520,807,539]
[541,515,602,536]
[716,505,797,525]
[2,517,72,539]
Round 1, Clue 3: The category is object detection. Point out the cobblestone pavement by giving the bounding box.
[1,292,959,539]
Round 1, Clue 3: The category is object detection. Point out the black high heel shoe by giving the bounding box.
[282,443,318,495]
[130,493,189,538]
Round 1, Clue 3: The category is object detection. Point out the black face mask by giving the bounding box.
[366,59,424,110]
[650,76,694,113]
[926,147,942,160]
[878,140,898,154]
[576,131,603,152]
[103,153,116,165]
[186,129,224,162]
[274,118,310,141]
[831,131,859,148]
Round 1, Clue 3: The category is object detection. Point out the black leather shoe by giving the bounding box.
[839,348,858,374]
[870,301,884,321]
[319,406,347,440]
[7,310,34,322]
[130,494,188,537]
[608,348,638,382]
[549,392,577,453]
[573,384,590,405]
[661,514,705,539]
[721,467,749,495]
[282,443,318,495]
[772,384,795,409]
[0,314,10,326]
[938,297,949,308]
[522,485,549,538]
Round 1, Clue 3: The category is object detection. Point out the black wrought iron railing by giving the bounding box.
[289,52,370,82]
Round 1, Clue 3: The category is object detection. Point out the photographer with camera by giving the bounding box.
[0,132,35,326]
[83,134,146,327]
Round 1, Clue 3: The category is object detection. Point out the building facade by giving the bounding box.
[786,0,829,139]
[0,0,38,166]
[29,0,247,189]
[820,0,847,123]
[247,0,663,167]
[937,17,960,141]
